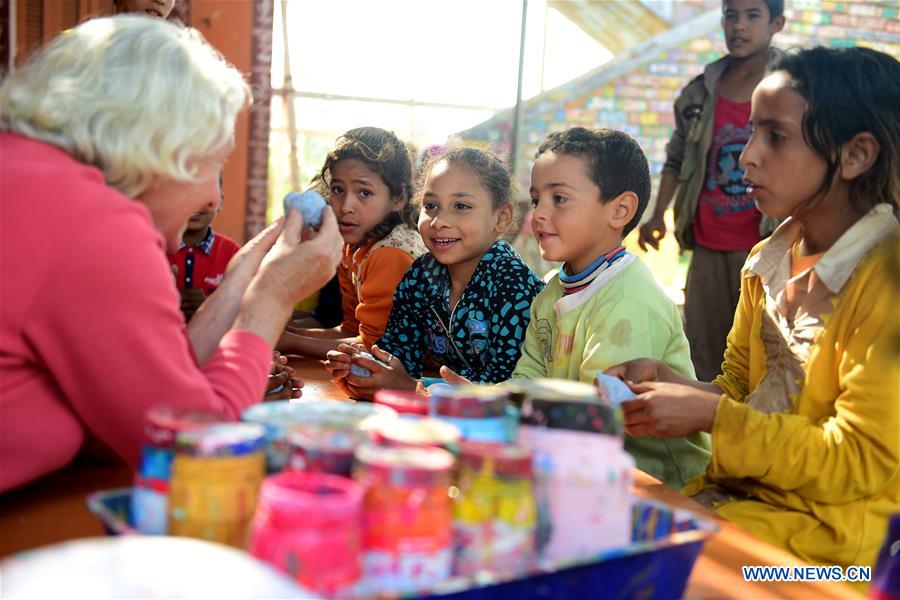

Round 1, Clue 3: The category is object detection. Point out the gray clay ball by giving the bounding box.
[283,189,326,228]
[349,351,387,378]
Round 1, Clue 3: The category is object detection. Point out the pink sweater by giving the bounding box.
[0,133,271,492]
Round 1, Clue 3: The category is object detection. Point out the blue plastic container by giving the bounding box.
[87,490,714,600]
[428,500,714,600]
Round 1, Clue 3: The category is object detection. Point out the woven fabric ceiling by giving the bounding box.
[548,0,672,53]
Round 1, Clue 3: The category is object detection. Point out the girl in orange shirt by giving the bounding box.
[279,127,426,358]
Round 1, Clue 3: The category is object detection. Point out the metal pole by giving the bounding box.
[509,0,528,182]
[281,0,300,192]
[540,0,549,93]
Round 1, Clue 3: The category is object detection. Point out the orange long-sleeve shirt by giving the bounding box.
[337,224,426,347]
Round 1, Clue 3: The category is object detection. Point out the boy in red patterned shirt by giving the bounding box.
[167,175,239,321]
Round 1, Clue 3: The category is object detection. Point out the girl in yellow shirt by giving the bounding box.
[608,46,900,586]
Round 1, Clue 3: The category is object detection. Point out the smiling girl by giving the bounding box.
[325,144,544,398]
[278,127,426,358]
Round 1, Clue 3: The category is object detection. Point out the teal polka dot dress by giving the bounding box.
[378,241,545,382]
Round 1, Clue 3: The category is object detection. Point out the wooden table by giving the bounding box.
[0,358,862,599]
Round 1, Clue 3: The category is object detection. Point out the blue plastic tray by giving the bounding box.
[87,489,716,600]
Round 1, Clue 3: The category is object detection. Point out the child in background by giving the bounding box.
[325,145,544,399]
[609,47,900,587]
[638,0,785,381]
[278,127,426,358]
[113,0,175,19]
[285,275,343,330]
[445,128,711,490]
[167,174,239,322]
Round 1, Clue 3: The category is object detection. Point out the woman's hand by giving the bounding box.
[184,221,288,364]
[225,218,285,287]
[252,208,343,307]
[621,381,720,437]
[233,209,343,348]
[342,344,418,400]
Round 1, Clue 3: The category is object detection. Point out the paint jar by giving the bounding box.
[248,471,364,598]
[168,423,267,547]
[240,399,326,472]
[516,379,633,564]
[353,443,455,595]
[429,385,514,443]
[373,389,429,416]
[518,378,623,437]
[371,415,461,451]
[284,402,395,476]
[453,441,536,577]
[133,405,225,535]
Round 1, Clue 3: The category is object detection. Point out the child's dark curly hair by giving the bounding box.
[317,127,417,244]
[536,127,651,236]
[415,140,514,210]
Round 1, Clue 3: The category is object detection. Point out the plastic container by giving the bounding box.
[167,423,267,546]
[430,385,514,443]
[428,499,715,600]
[248,471,363,598]
[515,379,633,563]
[88,489,715,600]
[516,378,622,436]
[520,426,633,562]
[283,402,395,477]
[353,443,456,595]
[133,405,227,535]
[453,441,536,577]
[372,415,462,451]
[240,399,327,472]
[374,389,430,415]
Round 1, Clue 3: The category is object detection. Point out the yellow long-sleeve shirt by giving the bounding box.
[684,205,900,581]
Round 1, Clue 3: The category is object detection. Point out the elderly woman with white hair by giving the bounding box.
[0,16,343,491]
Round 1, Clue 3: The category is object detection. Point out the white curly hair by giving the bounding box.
[0,15,251,198]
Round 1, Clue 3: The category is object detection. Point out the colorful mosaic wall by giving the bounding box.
[460,1,900,188]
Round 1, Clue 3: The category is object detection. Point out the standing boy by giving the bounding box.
[638,0,785,380]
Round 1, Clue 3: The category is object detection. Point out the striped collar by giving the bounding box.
[559,246,628,295]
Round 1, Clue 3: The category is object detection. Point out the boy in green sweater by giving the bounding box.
[445,127,710,489]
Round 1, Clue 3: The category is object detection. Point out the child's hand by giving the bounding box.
[604,358,668,385]
[180,287,207,321]
[638,214,666,251]
[324,344,355,380]
[621,381,719,437]
[344,344,418,399]
[439,365,472,385]
[325,343,368,398]
[266,351,303,399]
